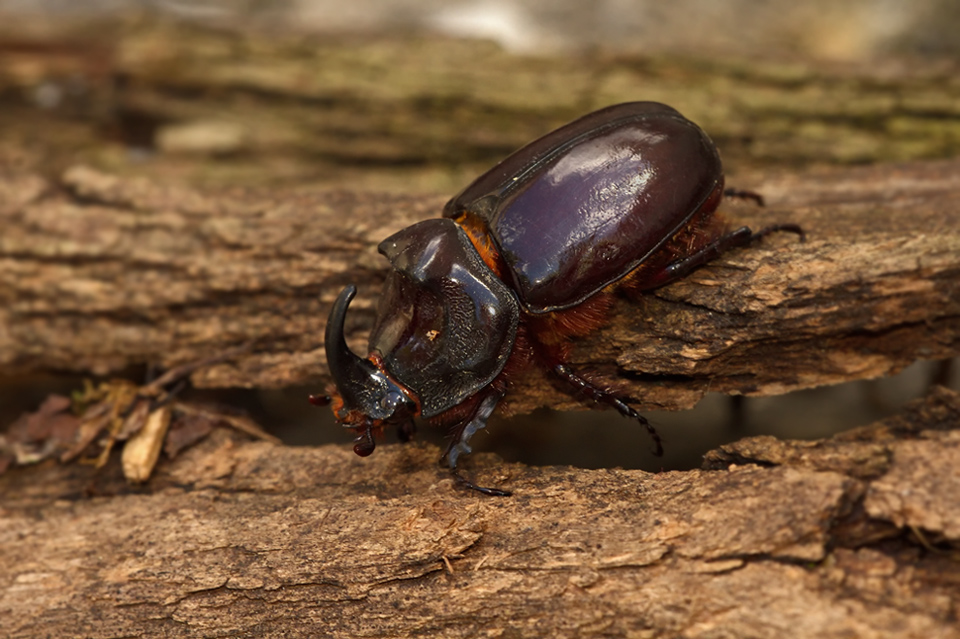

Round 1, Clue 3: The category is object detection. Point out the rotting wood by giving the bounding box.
[1,158,958,415]
[1,386,958,639]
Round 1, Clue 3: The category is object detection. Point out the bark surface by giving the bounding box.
[2,21,959,413]
[2,387,959,638]
[2,158,959,414]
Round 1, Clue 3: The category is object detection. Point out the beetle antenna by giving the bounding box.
[308,394,331,406]
[353,420,376,457]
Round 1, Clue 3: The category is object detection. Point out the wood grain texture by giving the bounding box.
[2,387,958,638]
[2,158,958,415]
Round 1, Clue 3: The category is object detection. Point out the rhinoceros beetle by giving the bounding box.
[313,101,802,496]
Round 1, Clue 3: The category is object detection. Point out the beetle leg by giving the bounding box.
[552,363,664,457]
[451,468,511,497]
[397,418,417,443]
[640,224,804,291]
[723,187,765,206]
[752,223,805,242]
[442,389,511,497]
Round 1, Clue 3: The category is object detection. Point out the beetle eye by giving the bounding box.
[376,390,417,418]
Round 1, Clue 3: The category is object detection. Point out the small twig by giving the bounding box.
[144,343,255,395]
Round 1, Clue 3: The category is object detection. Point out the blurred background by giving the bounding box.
[1,0,958,473]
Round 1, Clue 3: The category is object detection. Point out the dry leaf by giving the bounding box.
[122,406,172,482]
[164,412,216,459]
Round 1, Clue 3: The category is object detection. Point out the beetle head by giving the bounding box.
[325,285,418,456]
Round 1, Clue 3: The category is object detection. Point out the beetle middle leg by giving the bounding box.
[639,223,804,291]
[551,363,664,457]
[441,389,511,497]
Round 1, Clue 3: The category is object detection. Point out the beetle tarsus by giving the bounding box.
[450,467,512,497]
[723,187,765,206]
[552,363,664,457]
[751,223,806,243]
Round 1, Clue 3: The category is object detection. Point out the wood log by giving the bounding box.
[1,158,958,415]
[1,22,957,419]
[1,386,958,638]
[2,19,959,639]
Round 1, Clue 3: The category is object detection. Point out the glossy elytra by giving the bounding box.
[312,102,802,496]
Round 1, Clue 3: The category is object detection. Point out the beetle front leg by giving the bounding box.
[442,389,511,497]
[640,223,805,291]
[552,363,664,457]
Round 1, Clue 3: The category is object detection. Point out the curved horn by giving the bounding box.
[325,285,399,420]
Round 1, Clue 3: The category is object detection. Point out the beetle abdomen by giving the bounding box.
[444,102,723,313]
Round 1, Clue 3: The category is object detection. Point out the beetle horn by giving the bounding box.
[326,285,376,406]
[325,285,403,420]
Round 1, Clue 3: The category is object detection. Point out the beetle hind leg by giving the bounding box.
[441,389,512,497]
[723,187,765,206]
[639,223,804,291]
[552,363,664,457]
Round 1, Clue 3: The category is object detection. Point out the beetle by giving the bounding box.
[313,101,802,496]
